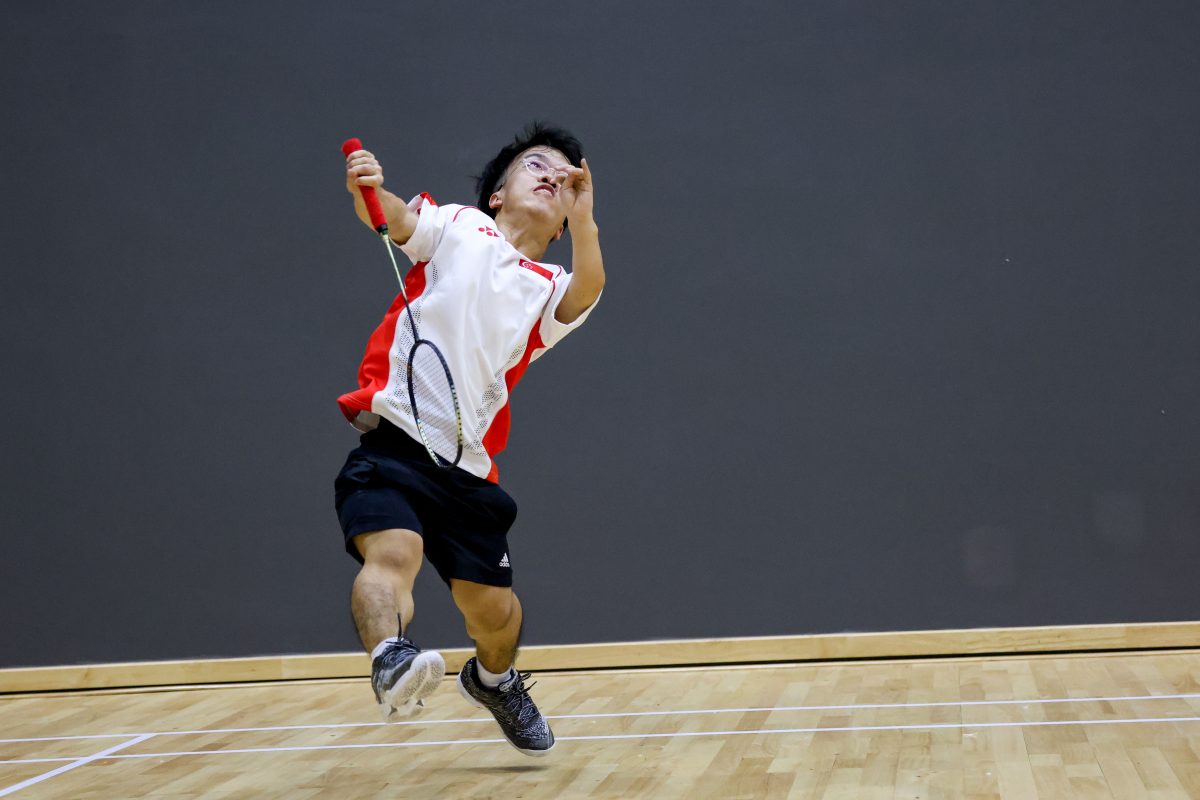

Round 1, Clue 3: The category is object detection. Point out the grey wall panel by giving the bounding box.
[2,1,1197,667]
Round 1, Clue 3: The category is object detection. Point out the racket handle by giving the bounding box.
[341,137,389,234]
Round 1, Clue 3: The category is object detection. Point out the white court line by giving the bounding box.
[0,734,153,797]
[2,716,1199,766]
[0,734,133,744]
[2,690,1197,745]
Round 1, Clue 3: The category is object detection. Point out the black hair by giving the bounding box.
[474,121,584,222]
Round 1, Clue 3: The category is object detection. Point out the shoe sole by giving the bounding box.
[380,651,445,721]
[456,671,555,757]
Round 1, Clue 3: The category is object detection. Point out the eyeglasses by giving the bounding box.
[498,156,570,189]
[519,156,570,181]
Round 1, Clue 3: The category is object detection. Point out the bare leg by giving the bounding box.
[450,579,523,673]
[451,578,554,755]
[351,529,423,652]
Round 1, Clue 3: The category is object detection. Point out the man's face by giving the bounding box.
[490,147,572,226]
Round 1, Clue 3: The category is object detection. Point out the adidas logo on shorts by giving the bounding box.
[499,553,510,568]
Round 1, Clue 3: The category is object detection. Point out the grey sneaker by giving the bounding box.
[371,637,444,721]
[457,657,555,756]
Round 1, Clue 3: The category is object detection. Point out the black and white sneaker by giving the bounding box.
[457,657,555,756]
[371,636,444,721]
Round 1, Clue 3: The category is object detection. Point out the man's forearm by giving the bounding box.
[556,222,605,324]
[352,187,418,245]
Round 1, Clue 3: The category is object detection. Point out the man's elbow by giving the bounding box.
[579,275,605,309]
[554,281,604,324]
[585,274,605,298]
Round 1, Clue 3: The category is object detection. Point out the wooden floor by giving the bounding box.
[2,650,1199,799]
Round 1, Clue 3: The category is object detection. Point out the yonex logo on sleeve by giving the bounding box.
[479,226,499,238]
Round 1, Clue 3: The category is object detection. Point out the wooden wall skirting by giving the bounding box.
[2,621,1197,694]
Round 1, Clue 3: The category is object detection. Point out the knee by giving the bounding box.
[355,529,423,575]
[458,589,517,636]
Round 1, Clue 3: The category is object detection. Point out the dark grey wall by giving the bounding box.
[3,1,1198,669]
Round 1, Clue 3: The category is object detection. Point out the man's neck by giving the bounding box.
[496,215,553,262]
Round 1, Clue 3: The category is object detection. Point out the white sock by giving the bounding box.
[371,637,399,661]
[477,661,514,689]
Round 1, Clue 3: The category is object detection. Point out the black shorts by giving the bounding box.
[334,419,518,587]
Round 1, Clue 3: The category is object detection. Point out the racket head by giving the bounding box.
[406,338,464,468]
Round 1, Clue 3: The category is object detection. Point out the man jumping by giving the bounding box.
[334,123,604,756]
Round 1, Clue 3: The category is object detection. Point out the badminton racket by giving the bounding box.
[342,137,464,469]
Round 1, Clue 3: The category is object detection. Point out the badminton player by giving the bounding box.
[334,123,603,755]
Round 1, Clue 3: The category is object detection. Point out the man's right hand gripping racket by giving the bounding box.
[342,137,464,469]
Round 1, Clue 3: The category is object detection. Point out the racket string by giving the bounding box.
[408,341,463,465]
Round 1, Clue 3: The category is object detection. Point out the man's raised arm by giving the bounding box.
[344,148,419,246]
[556,158,605,324]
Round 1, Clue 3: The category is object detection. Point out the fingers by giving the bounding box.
[345,149,384,188]
[563,159,592,190]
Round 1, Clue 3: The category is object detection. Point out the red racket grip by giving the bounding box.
[341,137,388,233]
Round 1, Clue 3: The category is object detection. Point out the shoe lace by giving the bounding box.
[381,637,418,668]
[504,671,541,727]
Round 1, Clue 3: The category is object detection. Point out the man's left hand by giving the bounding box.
[561,158,595,229]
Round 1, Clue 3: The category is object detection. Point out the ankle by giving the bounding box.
[371,637,400,660]
[476,660,515,689]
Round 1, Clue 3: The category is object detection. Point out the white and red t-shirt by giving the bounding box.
[338,194,600,483]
